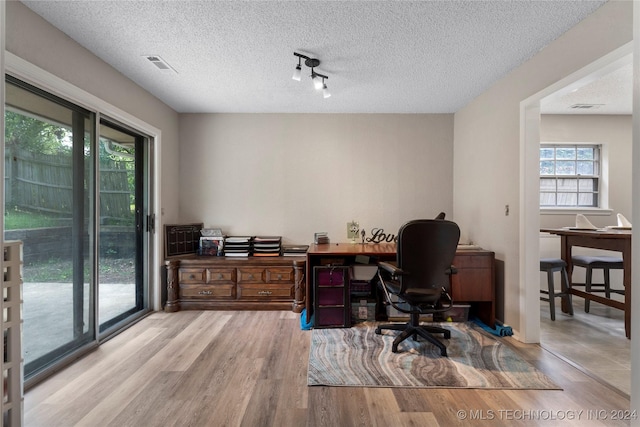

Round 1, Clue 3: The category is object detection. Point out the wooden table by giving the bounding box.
[299,243,496,327]
[541,228,632,338]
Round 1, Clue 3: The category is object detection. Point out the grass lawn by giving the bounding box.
[4,209,61,229]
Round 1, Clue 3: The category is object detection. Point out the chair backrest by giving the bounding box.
[396,219,461,294]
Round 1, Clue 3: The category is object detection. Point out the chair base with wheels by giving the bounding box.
[571,255,624,312]
[375,312,451,356]
[540,258,573,321]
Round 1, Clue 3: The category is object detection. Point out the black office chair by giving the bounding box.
[376,219,460,356]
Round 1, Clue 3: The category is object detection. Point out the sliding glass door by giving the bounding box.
[98,120,147,333]
[5,77,95,377]
[4,76,151,384]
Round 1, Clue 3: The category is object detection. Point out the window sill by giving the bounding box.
[540,208,613,216]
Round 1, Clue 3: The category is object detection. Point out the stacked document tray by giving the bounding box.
[224,236,252,256]
[252,236,281,256]
[282,244,309,256]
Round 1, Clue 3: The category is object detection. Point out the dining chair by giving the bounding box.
[571,255,624,312]
[539,258,573,320]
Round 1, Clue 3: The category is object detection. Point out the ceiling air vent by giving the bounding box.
[569,103,604,110]
[143,55,177,73]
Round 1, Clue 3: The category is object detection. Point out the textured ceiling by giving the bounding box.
[21,0,621,114]
[541,61,632,115]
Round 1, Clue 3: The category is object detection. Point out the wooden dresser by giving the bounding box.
[164,256,306,311]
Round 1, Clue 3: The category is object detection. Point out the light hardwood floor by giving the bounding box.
[25,310,632,427]
[540,296,630,396]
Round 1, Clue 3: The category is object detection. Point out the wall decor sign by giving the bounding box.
[347,221,360,243]
[365,228,398,243]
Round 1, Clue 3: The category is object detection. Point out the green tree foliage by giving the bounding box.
[5,110,70,154]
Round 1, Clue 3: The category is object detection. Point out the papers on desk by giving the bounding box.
[457,244,482,250]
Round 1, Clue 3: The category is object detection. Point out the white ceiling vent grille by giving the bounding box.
[143,55,177,74]
[569,103,604,110]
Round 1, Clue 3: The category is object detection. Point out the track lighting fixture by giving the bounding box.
[292,52,330,98]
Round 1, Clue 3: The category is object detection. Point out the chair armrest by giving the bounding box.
[378,261,405,277]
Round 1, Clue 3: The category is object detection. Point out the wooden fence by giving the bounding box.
[5,146,132,220]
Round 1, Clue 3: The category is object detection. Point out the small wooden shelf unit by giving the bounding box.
[2,241,24,427]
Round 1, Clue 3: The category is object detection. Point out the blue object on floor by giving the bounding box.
[471,317,513,337]
[300,308,314,330]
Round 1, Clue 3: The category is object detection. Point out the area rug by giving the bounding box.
[308,321,561,389]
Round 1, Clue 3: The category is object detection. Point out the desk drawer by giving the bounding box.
[315,306,350,328]
[317,287,345,305]
[206,268,236,284]
[453,254,491,269]
[452,268,493,301]
[237,267,266,284]
[179,284,236,299]
[265,267,294,284]
[315,267,347,286]
[179,268,206,284]
[237,283,293,300]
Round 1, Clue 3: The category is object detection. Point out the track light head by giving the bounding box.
[292,64,301,81]
[323,83,331,99]
[292,55,302,81]
[312,72,323,90]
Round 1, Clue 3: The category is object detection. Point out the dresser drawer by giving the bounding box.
[237,283,293,300]
[265,267,294,283]
[206,268,236,284]
[179,268,206,284]
[179,284,236,299]
[237,267,266,284]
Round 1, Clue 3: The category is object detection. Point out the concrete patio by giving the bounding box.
[22,281,136,364]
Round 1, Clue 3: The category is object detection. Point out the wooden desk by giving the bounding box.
[298,243,496,327]
[541,228,632,338]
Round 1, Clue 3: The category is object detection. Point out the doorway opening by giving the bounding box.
[520,44,632,395]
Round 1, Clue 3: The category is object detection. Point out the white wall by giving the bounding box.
[453,1,633,334]
[179,113,454,244]
[540,114,632,230]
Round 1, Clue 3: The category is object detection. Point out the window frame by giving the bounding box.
[539,143,608,213]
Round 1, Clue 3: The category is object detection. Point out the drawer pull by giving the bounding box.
[198,290,213,296]
[277,274,282,280]
[258,290,272,296]
[189,274,196,280]
[218,273,224,280]
[248,274,254,279]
